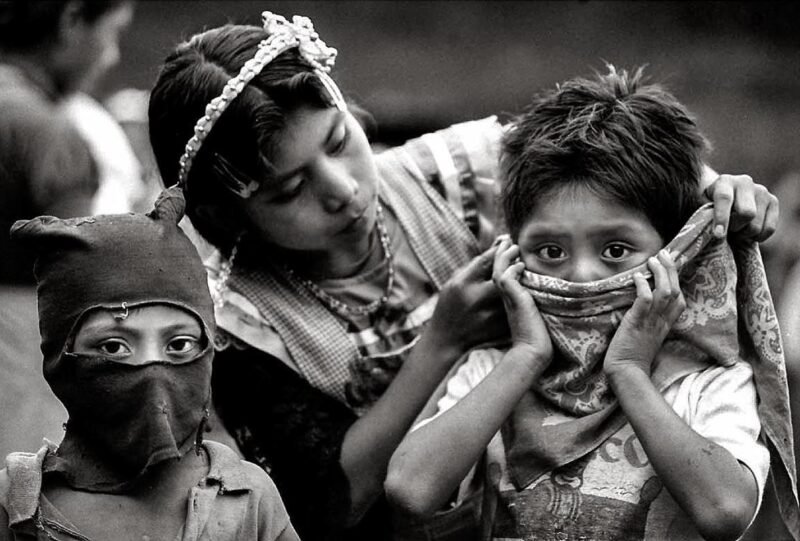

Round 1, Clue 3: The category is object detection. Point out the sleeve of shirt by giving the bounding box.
[412,347,503,431]
[14,105,98,213]
[665,362,771,518]
[395,117,505,249]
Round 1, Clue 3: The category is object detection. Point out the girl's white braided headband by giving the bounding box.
[177,11,347,198]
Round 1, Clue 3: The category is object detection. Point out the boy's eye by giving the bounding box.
[602,243,632,260]
[166,336,201,357]
[97,339,131,358]
[535,245,566,260]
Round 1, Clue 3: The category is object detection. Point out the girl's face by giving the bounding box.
[238,106,379,265]
[517,186,665,282]
[71,305,203,365]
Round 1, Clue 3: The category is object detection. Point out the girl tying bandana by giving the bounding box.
[147,10,781,539]
[0,187,299,540]
[387,67,798,541]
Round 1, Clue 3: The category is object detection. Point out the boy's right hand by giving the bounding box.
[492,237,553,367]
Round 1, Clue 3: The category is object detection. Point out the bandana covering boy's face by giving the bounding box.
[10,187,215,492]
[515,188,666,414]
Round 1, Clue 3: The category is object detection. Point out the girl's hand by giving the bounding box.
[704,173,779,241]
[492,237,553,367]
[604,250,686,378]
[429,245,509,353]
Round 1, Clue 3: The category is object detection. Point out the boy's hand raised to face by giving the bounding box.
[604,250,686,378]
[492,237,553,371]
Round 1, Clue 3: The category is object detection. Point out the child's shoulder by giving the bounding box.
[202,441,294,537]
[203,440,280,495]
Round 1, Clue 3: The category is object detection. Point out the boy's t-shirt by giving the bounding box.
[415,348,770,541]
[0,440,297,541]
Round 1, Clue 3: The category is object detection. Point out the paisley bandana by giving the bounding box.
[503,203,798,534]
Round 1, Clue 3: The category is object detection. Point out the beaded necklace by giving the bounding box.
[285,203,395,318]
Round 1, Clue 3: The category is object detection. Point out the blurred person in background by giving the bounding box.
[762,171,800,302]
[0,0,133,461]
[61,88,149,215]
[104,87,167,211]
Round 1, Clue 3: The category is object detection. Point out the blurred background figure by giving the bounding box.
[61,89,151,215]
[104,87,165,211]
[0,0,133,460]
[763,171,800,301]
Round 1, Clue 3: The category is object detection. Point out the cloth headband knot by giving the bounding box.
[177,11,346,197]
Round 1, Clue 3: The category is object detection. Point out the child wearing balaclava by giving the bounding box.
[0,187,299,540]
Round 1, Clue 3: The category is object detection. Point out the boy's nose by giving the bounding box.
[567,258,606,283]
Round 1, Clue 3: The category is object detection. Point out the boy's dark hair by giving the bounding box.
[501,65,710,242]
[0,0,126,51]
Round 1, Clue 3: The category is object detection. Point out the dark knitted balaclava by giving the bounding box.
[10,186,215,492]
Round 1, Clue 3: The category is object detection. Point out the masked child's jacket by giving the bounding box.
[418,204,798,540]
[0,441,292,541]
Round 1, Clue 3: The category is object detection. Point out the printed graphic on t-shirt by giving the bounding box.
[493,424,697,541]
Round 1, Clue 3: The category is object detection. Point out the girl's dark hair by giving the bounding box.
[0,0,127,50]
[501,66,710,243]
[149,24,341,252]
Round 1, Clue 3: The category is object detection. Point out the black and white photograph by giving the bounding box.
[0,1,798,539]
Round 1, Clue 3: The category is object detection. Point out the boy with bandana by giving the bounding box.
[386,67,797,540]
[0,187,299,540]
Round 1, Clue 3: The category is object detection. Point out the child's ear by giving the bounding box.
[9,215,90,256]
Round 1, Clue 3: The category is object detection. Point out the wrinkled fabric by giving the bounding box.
[10,187,215,369]
[504,203,798,537]
[8,186,217,491]
[229,139,482,411]
[43,352,211,493]
[0,441,296,541]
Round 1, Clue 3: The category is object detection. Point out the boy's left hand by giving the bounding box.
[704,174,779,241]
[604,250,686,378]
